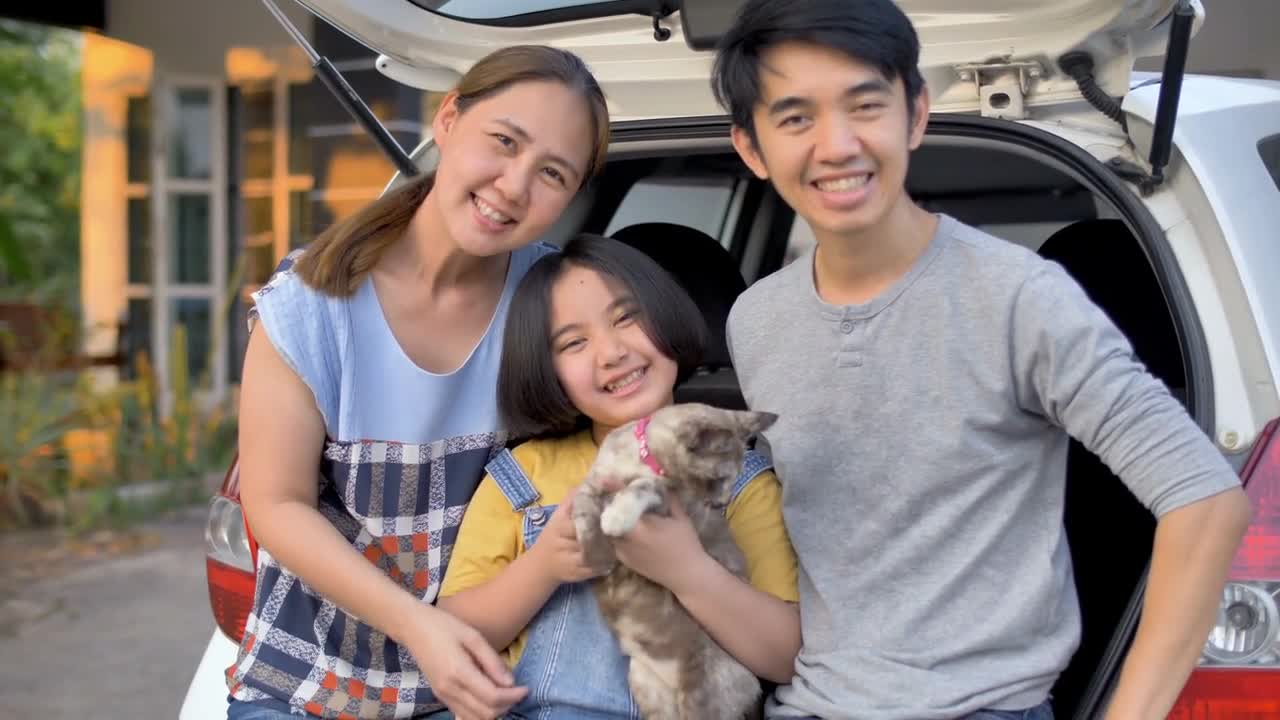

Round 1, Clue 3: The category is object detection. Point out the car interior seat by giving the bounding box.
[1037,218,1172,717]
[609,222,749,410]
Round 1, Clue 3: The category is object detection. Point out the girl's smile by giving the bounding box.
[548,264,678,438]
[602,366,649,396]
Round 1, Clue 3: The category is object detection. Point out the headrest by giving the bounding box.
[610,222,747,369]
[1038,219,1183,386]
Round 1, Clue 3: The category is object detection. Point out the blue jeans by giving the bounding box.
[226,698,302,720]
[964,699,1054,720]
[789,698,1053,720]
[227,698,455,719]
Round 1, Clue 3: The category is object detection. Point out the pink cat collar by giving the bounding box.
[634,416,665,477]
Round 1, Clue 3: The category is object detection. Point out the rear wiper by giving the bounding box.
[260,0,420,178]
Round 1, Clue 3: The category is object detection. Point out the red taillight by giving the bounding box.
[204,455,258,643]
[1231,420,1280,581]
[1170,419,1280,718]
[207,556,257,642]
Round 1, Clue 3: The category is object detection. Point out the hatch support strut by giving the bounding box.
[1146,0,1196,190]
[260,0,420,178]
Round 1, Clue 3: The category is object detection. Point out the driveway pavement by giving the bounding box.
[0,507,213,718]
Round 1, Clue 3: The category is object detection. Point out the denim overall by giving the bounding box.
[487,449,642,720]
[483,448,774,720]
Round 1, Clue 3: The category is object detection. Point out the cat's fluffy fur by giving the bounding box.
[571,402,778,720]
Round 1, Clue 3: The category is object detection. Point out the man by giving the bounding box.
[714,1,1251,718]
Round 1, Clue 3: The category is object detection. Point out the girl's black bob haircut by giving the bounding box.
[498,233,708,440]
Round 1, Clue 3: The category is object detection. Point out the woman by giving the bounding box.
[227,45,610,720]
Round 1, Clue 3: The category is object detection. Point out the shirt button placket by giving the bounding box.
[839,314,863,368]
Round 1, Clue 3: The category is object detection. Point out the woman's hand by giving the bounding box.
[402,604,528,720]
[611,494,711,595]
[529,487,600,584]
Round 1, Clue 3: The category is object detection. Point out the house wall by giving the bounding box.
[80,0,431,398]
[105,0,314,76]
[1136,0,1280,80]
[79,34,153,368]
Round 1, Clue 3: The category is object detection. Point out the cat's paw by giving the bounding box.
[600,493,646,537]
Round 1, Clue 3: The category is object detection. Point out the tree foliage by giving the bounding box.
[0,19,82,302]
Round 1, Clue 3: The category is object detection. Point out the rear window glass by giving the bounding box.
[1260,134,1280,193]
[417,0,644,22]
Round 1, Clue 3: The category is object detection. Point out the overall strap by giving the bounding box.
[484,448,542,511]
[729,449,774,503]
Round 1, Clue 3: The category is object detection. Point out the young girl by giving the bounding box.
[231,47,609,720]
[438,234,801,718]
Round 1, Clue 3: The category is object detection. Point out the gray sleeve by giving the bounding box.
[725,301,739,367]
[1009,262,1239,517]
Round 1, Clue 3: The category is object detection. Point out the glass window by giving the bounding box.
[420,0,636,21]
[288,82,312,175]
[227,299,248,384]
[123,298,152,379]
[170,194,211,284]
[1260,134,1280,193]
[126,95,151,183]
[605,176,737,244]
[169,88,212,180]
[242,87,274,180]
[173,299,211,381]
[290,190,313,249]
[243,196,275,284]
[127,198,151,284]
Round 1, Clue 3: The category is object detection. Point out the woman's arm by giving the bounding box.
[238,328,525,718]
[611,495,801,683]
[438,488,600,652]
[437,552,560,652]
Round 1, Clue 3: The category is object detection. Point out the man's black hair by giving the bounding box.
[712,0,926,141]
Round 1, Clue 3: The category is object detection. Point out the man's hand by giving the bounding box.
[612,493,712,595]
[1104,488,1250,719]
[528,487,601,584]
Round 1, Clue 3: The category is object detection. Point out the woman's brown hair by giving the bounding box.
[294,45,610,296]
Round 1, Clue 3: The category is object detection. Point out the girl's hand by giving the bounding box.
[530,487,600,584]
[402,605,528,720]
[612,494,710,595]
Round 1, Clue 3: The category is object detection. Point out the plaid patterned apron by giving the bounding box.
[226,249,506,718]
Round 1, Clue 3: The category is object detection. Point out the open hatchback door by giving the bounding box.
[292,0,1202,120]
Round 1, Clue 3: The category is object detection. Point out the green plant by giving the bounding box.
[0,370,77,527]
[0,20,81,303]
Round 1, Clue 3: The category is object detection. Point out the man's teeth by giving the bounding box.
[605,369,645,393]
[474,196,512,223]
[815,175,870,192]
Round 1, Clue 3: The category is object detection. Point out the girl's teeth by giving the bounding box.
[474,196,511,223]
[816,175,869,192]
[606,369,644,392]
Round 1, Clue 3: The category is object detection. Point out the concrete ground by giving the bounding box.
[0,507,214,718]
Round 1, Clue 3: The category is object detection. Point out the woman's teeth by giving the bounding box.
[815,175,870,192]
[605,368,645,393]
[474,195,512,224]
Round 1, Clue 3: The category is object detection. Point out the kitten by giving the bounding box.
[572,402,778,720]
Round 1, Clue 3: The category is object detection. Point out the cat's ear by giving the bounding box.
[667,403,774,451]
[735,410,777,435]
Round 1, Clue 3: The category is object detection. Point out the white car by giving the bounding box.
[183,0,1280,717]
